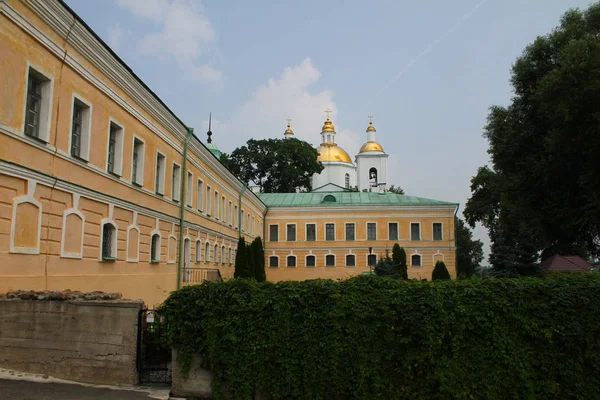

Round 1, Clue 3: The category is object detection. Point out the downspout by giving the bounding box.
[177,127,193,290]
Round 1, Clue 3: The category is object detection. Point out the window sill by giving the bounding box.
[306,266,316,268]
[108,171,121,179]
[155,192,164,197]
[172,199,179,203]
[150,260,160,264]
[268,266,279,269]
[25,133,48,145]
[325,266,336,268]
[71,154,89,164]
[132,181,142,188]
[286,266,297,268]
[101,257,117,262]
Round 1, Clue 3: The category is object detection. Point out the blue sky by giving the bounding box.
[65,0,594,260]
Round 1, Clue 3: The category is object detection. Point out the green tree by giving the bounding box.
[391,244,408,279]
[432,261,451,280]
[455,218,484,279]
[465,3,600,274]
[234,237,250,278]
[388,185,405,195]
[246,243,256,280]
[221,138,324,193]
[252,237,266,282]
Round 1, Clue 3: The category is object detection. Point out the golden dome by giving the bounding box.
[284,123,294,135]
[317,144,352,164]
[366,121,376,132]
[321,119,335,133]
[359,141,384,153]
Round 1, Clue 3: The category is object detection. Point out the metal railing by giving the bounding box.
[182,267,223,284]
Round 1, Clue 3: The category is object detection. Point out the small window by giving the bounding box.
[206,186,212,215]
[205,242,210,262]
[70,97,91,160]
[101,222,117,260]
[234,205,238,228]
[306,255,316,268]
[195,240,201,263]
[228,248,232,264]
[345,223,355,241]
[186,172,193,206]
[197,180,204,211]
[155,152,166,194]
[433,223,443,240]
[214,244,219,264]
[269,256,279,268]
[24,67,52,142]
[269,225,279,242]
[346,254,356,267]
[367,223,377,240]
[325,254,335,267]
[172,164,181,201]
[107,121,124,176]
[132,138,145,186]
[323,195,336,203]
[306,224,316,241]
[326,223,335,241]
[345,173,350,189]
[150,233,160,263]
[411,254,422,267]
[214,191,219,219]
[252,216,255,235]
[367,254,377,267]
[221,246,225,265]
[221,196,225,221]
[287,255,296,268]
[228,201,233,226]
[411,223,420,240]
[240,208,244,231]
[388,222,399,241]
[287,224,296,241]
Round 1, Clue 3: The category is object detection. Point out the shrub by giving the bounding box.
[161,274,600,400]
[432,261,451,280]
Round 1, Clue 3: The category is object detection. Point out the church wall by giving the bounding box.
[0,0,266,306]
[356,153,388,192]
[312,162,356,190]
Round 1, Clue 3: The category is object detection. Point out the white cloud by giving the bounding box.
[107,24,123,52]
[213,58,362,156]
[115,0,221,88]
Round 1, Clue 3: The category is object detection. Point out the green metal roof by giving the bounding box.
[257,192,458,207]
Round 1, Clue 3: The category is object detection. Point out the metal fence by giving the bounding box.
[182,267,223,284]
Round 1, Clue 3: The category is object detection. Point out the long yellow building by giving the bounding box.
[0,0,458,306]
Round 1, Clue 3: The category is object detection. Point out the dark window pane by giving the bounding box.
[388,223,398,240]
[287,256,296,268]
[71,103,82,157]
[306,255,316,267]
[412,255,421,266]
[269,256,278,268]
[367,223,377,240]
[326,224,335,241]
[345,223,355,241]
[26,75,42,138]
[287,224,296,241]
[368,254,377,267]
[306,224,316,241]
[326,254,335,267]
[107,125,117,173]
[433,223,443,240]
[346,255,356,267]
[102,224,114,259]
[269,225,279,242]
[411,223,420,240]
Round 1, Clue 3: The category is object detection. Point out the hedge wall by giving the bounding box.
[161,274,600,400]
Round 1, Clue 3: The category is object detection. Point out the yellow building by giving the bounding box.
[0,0,458,306]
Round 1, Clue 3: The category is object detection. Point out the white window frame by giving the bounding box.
[106,118,124,176]
[269,224,279,242]
[131,135,145,186]
[150,231,161,263]
[325,253,336,267]
[269,255,279,268]
[22,62,54,143]
[155,151,166,195]
[221,195,225,222]
[305,254,316,268]
[214,191,219,219]
[186,171,193,207]
[287,255,297,268]
[240,208,244,231]
[388,221,399,241]
[305,222,317,242]
[432,222,444,241]
[345,253,356,267]
[410,222,421,241]
[206,186,212,215]
[325,222,336,241]
[69,93,92,161]
[171,162,181,202]
[214,244,219,264]
[411,253,422,267]
[99,219,118,261]
[195,239,202,263]
[205,242,210,263]
[221,245,226,265]
[234,205,238,229]
[367,253,377,268]
[197,179,204,211]
[286,223,297,242]
[228,201,233,226]
[366,222,377,241]
[345,222,355,241]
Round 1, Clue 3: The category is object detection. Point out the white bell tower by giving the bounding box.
[356,115,388,192]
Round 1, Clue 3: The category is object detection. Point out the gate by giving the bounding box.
[137,308,172,384]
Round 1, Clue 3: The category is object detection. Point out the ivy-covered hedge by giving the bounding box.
[161,274,600,399]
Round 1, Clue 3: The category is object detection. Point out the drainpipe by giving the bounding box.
[177,127,193,290]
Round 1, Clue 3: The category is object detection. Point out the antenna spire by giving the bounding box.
[207,112,213,143]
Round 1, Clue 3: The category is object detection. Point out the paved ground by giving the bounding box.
[0,379,170,400]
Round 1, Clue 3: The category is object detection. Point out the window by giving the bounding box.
[234,205,238,228]
[345,173,350,189]
[269,225,279,242]
[197,180,204,211]
[367,223,377,240]
[287,224,296,241]
[252,216,255,235]
[345,223,355,241]
[367,254,377,267]
[24,67,52,141]
[155,152,166,194]
[131,138,145,185]
[195,240,201,262]
[326,223,335,241]
[306,255,316,268]
[228,248,232,264]
[214,244,219,264]
[326,254,335,267]
[205,242,210,262]
[287,256,296,268]
[240,208,244,231]
[150,233,160,263]
[228,201,233,225]
[70,97,91,160]
[433,223,443,240]
[101,222,117,260]
[269,256,279,268]
[346,254,356,267]
[206,186,211,215]
[221,196,225,221]
[171,164,181,201]
[411,223,421,240]
[107,121,124,176]
[214,191,219,219]
[306,224,316,241]
[388,222,399,241]
[186,172,193,206]
[221,246,225,265]
[411,254,422,267]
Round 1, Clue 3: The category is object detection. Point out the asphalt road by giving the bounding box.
[0,379,165,400]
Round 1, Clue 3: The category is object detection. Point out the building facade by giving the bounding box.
[0,0,458,306]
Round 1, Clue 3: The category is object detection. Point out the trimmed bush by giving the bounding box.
[161,274,600,400]
[432,260,451,280]
[233,237,249,278]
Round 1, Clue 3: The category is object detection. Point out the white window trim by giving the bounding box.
[167,232,177,264]
[269,224,279,242]
[286,254,297,268]
[195,239,202,263]
[366,221,378,241]
[234,205,238,229]
[221,195,225,222]
[22,62,54,143]
[68,93,92,161]
[432,251,445,265]
[106,118,124,176]
[366,252,377,268]
[268,255,280,268]
[155,150,166,195]
[186,171,193,207]
[60,207,85,259]
[305,254,316,268]
[214,244,219,264]
[345,253,357,267]
[221,245,226,265]
[325,253,336,267]
[10,180,42,255]
[410,222,421,241]
[131,135,145,186]
[206,186,212,216]
[171,161,182,202]
[304,222,317,242]
[150,230,162,263]
[214,190,219,220]
[228,200,233,226]
[345,222,356,241]
[240,208,244,231]
[432,222,444,241]
[388,221,399,241]
[325,222,336,241]
[205,241,211,263]
[126,213,140,263]
[410,252,422,267]
[99,218,118,261]
[286,223,297,242]
[197,179,204,212]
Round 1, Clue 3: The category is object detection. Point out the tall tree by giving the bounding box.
[234,237,250,278]
[455,218,484,279]
[391,244,408,279]
[432,261,451,281]
[246,244,256,280]
[465,3,600,274]
[252,237,266,282]
[221,138,324,193]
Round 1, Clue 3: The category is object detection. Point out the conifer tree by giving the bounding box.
[252,237,266,282]
[246,243,256,280]
[234,237,249,278]
[392,244,408,279]
[432,261,451,281]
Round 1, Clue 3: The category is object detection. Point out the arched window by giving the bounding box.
[411,254,422,267]
[369,167,378,186]
[269,256,279,268]
[205,242,210,263]
[287,255,296,268]
[346,254,356,267]
[195,240,202,263]
[214,244,219,264]
[184,238,191,268]
[325,254,335,267]
[306,255,316,268]
[150,233,160,263]
[228,248,232,264]
[221,246,225,265]
[101,222,117,260]
[345,173,350,189]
